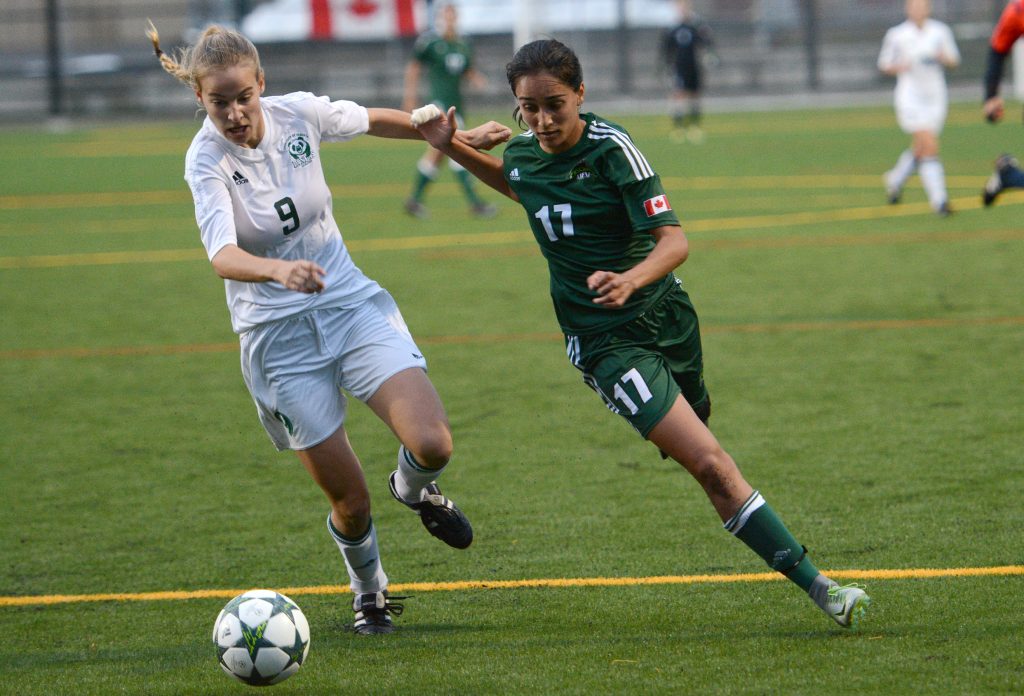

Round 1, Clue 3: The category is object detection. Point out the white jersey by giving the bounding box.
[185,92,382,333]
[878,18,959,131]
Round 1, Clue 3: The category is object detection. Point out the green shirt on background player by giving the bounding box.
[402,3,494,219]
[411,29,473,114]
[414,38,872,631]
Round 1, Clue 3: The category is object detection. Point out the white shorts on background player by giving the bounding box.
[240,290,428,451]
[877,18,959,134]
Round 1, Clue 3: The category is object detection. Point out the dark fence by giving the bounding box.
[0,0,1011,121]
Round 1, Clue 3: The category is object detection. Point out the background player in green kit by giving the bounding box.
[414,38,871,629]
[402,2,495,219]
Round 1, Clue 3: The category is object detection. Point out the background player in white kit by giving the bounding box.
[146,23,511,635]
[877,0,959,216]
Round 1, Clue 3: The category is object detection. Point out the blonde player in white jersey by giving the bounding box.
[146,23,510,635]
[877,0,960,216]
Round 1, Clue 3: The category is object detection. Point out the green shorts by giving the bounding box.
[565,283,709,438]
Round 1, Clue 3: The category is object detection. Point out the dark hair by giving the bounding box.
[505,39,583,128]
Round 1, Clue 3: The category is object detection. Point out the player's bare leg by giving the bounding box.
[913,130,950,215]
[647,396,750,520]
[648,395,870,628]
[405,144,446,218]
[298,426,398,633]
[369,367,473,548]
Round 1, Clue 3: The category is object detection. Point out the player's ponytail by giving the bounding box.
[145,20,263,92]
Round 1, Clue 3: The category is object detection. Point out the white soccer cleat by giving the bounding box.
[883,170,901,205]
[410,104,443,127]
[819,582,870,628]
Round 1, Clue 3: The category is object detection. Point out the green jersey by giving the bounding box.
[413,32,473,113]
[503,113,681,335]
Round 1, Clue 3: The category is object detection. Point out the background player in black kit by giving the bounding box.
[662,0,715,143]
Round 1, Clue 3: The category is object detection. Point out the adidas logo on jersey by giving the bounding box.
[509,167,520,181]
[232,171,249,185]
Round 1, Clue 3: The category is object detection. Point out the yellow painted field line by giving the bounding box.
[2,565,1020,607]
[0,232,528,269]
[4,199,1023,270]
[3,316,1022,361]
[0,177,1005,211]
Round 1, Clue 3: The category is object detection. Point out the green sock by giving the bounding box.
[725,490,820,592]
[411,170,431,202]
[454,169,483,206]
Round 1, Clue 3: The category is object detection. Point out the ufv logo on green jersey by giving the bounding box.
[568,161,593,181]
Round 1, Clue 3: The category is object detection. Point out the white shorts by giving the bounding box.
[239,290,427,451]
[895,95,946,134]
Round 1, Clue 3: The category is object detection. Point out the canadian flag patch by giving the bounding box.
[643,194,671,217]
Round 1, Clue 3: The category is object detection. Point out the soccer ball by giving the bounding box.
[212,590,310,686]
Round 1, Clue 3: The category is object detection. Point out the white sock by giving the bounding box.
[886,149,917,191]
[393,445,443,503]
[417,158,438,179]
[918,157,948,210]
[327,514,387,594]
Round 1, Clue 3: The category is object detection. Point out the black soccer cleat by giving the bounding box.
[351,590,405,635]
[982,154,1018,207]
[389,471,473,549]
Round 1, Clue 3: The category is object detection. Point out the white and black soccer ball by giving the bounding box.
[212,590,310,686]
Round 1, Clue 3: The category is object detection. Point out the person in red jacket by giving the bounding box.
[981,1,1024,206]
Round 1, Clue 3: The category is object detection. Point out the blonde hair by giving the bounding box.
[146,20,262,91]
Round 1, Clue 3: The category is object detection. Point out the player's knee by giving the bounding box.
[688,446,736,498]
[408,426,453,470]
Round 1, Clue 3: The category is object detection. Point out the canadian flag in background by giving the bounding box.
[310,0,422,40]
[643,194,672,217]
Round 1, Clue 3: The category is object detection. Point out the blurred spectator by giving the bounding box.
[662,0,716,144]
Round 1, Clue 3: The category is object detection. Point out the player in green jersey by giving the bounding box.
[402,2,495,219]
[414,38,871,629]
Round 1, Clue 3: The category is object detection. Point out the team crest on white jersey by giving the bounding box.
[282,133,315,168]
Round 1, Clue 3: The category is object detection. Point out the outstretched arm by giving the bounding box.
[366,106,511,150]
[417,106,519,201]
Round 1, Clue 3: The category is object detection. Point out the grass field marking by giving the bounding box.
[0,216,198,237]
[3,316,1023,361]
[0,248,207,269]
[423,227,1024,261]
[4,210,1023,270]
[660,174,987,190]
[0,190,189,210]
[0,183,463,210]
[684,192,1018,233]
[4,177,1012,212]
[2,565,1020,607]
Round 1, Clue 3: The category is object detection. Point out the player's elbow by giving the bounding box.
[660,228,689,267]
[675,235,690,266]
[210,244,240,280]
